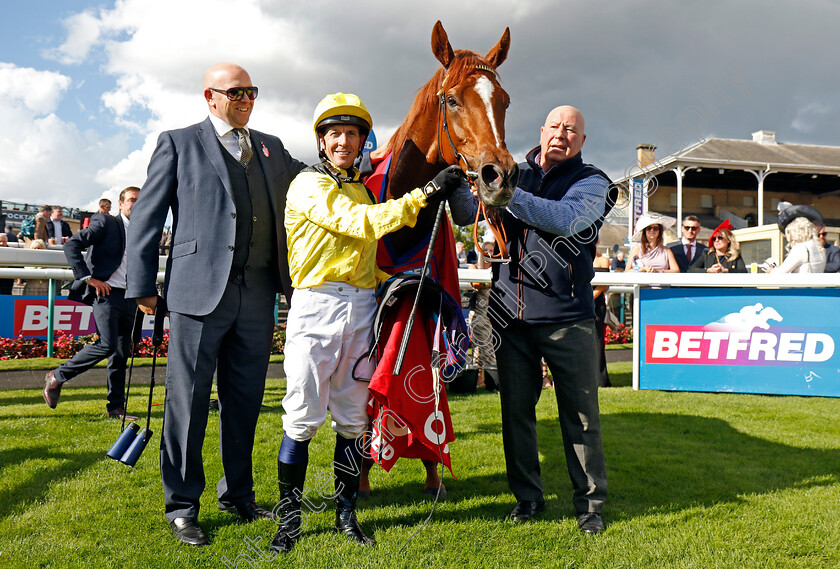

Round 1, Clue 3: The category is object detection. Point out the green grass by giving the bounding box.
[0,354,284,371]
[2,362,840,568]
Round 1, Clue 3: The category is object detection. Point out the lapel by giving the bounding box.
[250,129,277,212]
[197,117,235,203]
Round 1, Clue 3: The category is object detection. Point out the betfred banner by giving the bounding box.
[640,288,840,397]
[0,295,167,339]
[631,178,644,237]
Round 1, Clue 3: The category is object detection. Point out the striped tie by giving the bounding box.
[234,128,252,167]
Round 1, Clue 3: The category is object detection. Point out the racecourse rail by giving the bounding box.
[3,247,839,392]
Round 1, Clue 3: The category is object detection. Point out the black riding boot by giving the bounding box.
[270,460,307,554]
[333,464,375,546]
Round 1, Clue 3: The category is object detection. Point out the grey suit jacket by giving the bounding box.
[126,117,305,316]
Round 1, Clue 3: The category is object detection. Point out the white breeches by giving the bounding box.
[281,282,376,441]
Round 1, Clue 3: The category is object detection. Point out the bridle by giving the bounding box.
[436,65,510,263]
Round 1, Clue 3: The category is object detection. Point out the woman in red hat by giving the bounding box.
[688,220,747,273]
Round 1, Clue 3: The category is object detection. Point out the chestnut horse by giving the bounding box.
[361,21,517,499]
[369,20,518,257]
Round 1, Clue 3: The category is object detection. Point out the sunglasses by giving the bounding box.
[645,226,660,231]
[209,86,259,101]
[683,225,700,231]
[712,235,728,241]
[819,232,827,237]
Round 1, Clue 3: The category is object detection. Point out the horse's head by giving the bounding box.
[430,21,518,208]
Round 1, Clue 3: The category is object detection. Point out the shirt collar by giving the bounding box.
[208,114,249,138]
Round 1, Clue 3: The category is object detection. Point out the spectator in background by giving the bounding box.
[668,215,704,272]
[773,216,826,273]
[817,225,840,273]
[159,229,172,256]
[468,237,499,392]
[455,241,467,264]
[609,250,625,271]
[42,187,141,420]
[22,205,52,246]
[98,199,112,214]
[23,239,50,295]
[688,220,747,273]
[0,234,12,294]
[47,207,73,244]
[626,213,679,273]
[5,226,19,243]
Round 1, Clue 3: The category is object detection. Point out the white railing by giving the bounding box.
[5,244,839,367]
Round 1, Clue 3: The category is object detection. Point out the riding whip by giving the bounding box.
[392,198,448,375]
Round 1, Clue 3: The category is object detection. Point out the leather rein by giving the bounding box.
[436,65,510,263]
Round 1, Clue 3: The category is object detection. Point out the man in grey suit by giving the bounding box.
[43,187,140,419]
[126,62,305,546]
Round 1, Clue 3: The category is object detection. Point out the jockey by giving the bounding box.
[271,92,462,554]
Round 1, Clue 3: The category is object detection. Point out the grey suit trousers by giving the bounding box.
[497,318,608,514]
[160,279,276,521]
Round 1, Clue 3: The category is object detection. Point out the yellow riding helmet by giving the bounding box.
[313,92,373,136]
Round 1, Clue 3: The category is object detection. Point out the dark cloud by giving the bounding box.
[15,0,837,206]
[257,1,839,181]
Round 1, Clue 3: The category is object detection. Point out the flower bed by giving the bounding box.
[0,326,287,360]
[605,323,632,345]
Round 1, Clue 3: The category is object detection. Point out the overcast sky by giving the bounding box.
[1,0,838,211]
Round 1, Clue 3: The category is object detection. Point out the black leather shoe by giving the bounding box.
[43,370,62,409]
[169,517,209,546]
[578,512,605,535]
[221,501,272,522]
[509,500,545,522]
[106,408,139,421]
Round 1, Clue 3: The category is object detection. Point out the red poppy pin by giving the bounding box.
[261,141,269,157]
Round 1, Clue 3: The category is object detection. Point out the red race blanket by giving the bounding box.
[363,153,462,474]
[367,298,454,473]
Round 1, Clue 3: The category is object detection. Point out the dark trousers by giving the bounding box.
[160,280,275,522]
[55,288,133,412]
[496,318,608,514]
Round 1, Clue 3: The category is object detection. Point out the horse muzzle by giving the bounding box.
[475,162,519,207]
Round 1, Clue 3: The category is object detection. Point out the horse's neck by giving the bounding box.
[384,136,444,199]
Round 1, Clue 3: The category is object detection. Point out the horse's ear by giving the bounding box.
[431,20,455,69]
[485,27,511,69]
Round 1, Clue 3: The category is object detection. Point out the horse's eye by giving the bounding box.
[446,95,459,108]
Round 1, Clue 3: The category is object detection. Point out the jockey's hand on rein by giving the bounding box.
[422,165,464,200]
